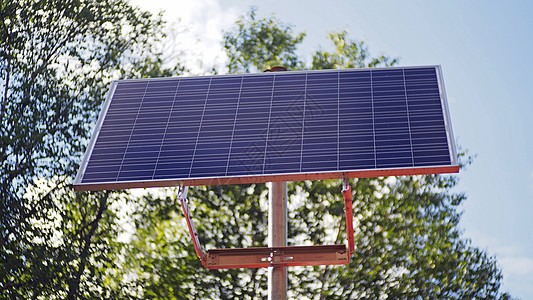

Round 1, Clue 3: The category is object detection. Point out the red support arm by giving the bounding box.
[178,186,207,267]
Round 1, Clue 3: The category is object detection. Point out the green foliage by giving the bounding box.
[0,0,181,298]
[1,180,128,299]
[118,185,270,299]
[223,7,306,73]
[287,175,506,299]
[118,176,512,299]
[311,31,399,70]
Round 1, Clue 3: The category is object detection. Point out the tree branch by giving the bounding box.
[66,191,110,299]
[0,178,67,249]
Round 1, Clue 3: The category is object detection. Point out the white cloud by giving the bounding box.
[130,0,243,74]
[499,256,533,277]
[465,227,533,295]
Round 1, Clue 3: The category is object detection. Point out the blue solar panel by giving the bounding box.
[74,66,458,191]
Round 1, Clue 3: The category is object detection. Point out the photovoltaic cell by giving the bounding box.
[74,66,458,191]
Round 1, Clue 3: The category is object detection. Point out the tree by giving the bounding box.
[0,0,181,298]
[0,3,515,299]
[223,7,306,73]
[119,185,270,299]
[311,30,398,70]
[115,9,514,300]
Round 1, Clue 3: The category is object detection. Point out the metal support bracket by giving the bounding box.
[178,181,355,269]
[206,245,348,269]
[178,186,207,267]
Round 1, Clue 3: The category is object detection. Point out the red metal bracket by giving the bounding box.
[179,180,355,269]
[205,245,348,269]
[178,186,207,267]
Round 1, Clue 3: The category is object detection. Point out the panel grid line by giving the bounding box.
[114,81,150,181]
[402,69,415,167]
[152,80,181,179]
[370,70,377,168]
[299,73,308,172]
[225,76,245,176]
[188,77,213,178]
[262,75,276,174]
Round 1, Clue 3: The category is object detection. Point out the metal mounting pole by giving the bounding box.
[268,181,287,300]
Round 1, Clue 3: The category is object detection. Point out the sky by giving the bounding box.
[130,0,533,297]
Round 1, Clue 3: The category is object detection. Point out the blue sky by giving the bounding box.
[131,0,533,297]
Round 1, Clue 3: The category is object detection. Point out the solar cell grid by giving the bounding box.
[74,66,458,191]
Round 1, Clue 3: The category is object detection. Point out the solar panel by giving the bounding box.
[73,66,458,191]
